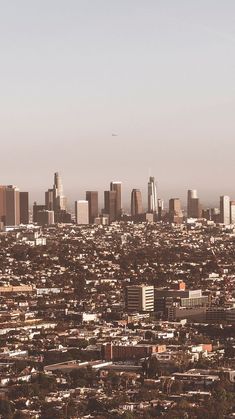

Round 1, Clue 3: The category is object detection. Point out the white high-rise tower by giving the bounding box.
[220,195,230,225]
[53,172,66,210]
[54,172,63,197]
[148,176,158,214]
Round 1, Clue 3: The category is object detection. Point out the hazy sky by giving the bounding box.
[0,0,234,208]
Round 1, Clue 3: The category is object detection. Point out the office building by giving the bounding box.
[125,285,154,312]
[86,191,98,223]
[54,172,63,197]
[43,172,71,222]
[103,342,165,362]
[202,208,212,221]
[44,172,65,211]
[187,189,197,209]
[0,185,23,226]
[220,195,230,225]
[211,207,220,223]
[230,201,235,224]
[56,195,67,211]
[155,282,208,321]
[94,216,109,225]
[45,189,54,210]
[148,176,158,214]
[20,192,29,224]
[104,190,117,223]
[0,186,6,224]
[110,181,122,219]
[158,198,164,220]
[33,203,46,223]
[54,209,72,223]
[169,198,183,224]
[154,287,207,307]
[145,213,154,223]
[191,198,201,218]
[131,189,143,217]
[5,186,20,226]
[53,172,67,210]
[37,210,54,226]
[187,189,201,218]
[75,200,89,225]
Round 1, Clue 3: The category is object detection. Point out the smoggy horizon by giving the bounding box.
[1,1,235,208]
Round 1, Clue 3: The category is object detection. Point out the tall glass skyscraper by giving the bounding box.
[131,189,143,216]
[110,181,122,220]
[187,189,201,218]
[104,190,117,223]
[86,191,98,224]
[148,176,158,214]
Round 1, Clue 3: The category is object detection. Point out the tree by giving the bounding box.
[145,331,153,341]
[31,373,57,395]
[106,371,121,389]
[87,398,105,414]
[147,356,160,378]
[70,366,96,387]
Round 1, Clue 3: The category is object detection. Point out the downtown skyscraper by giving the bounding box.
[169,198,183,224]
[75,200,89,225]
[86,191,98,224]
[33,172,72,225]
[187,189,201,218]
[45,172,67,212]
[0,185,27,226]
[20,192,29,224]
[131,189,143,217]
[53,172,67,211]
[110,181,122,220]
[103,181,122,223]
[220,195,230,225]
[148,176,158,214]
[5,186,20,226]
[104,190,117,223]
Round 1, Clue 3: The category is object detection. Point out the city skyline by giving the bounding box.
[0,1,234,203]
[3,172,235,224]
[3,171,235,211]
